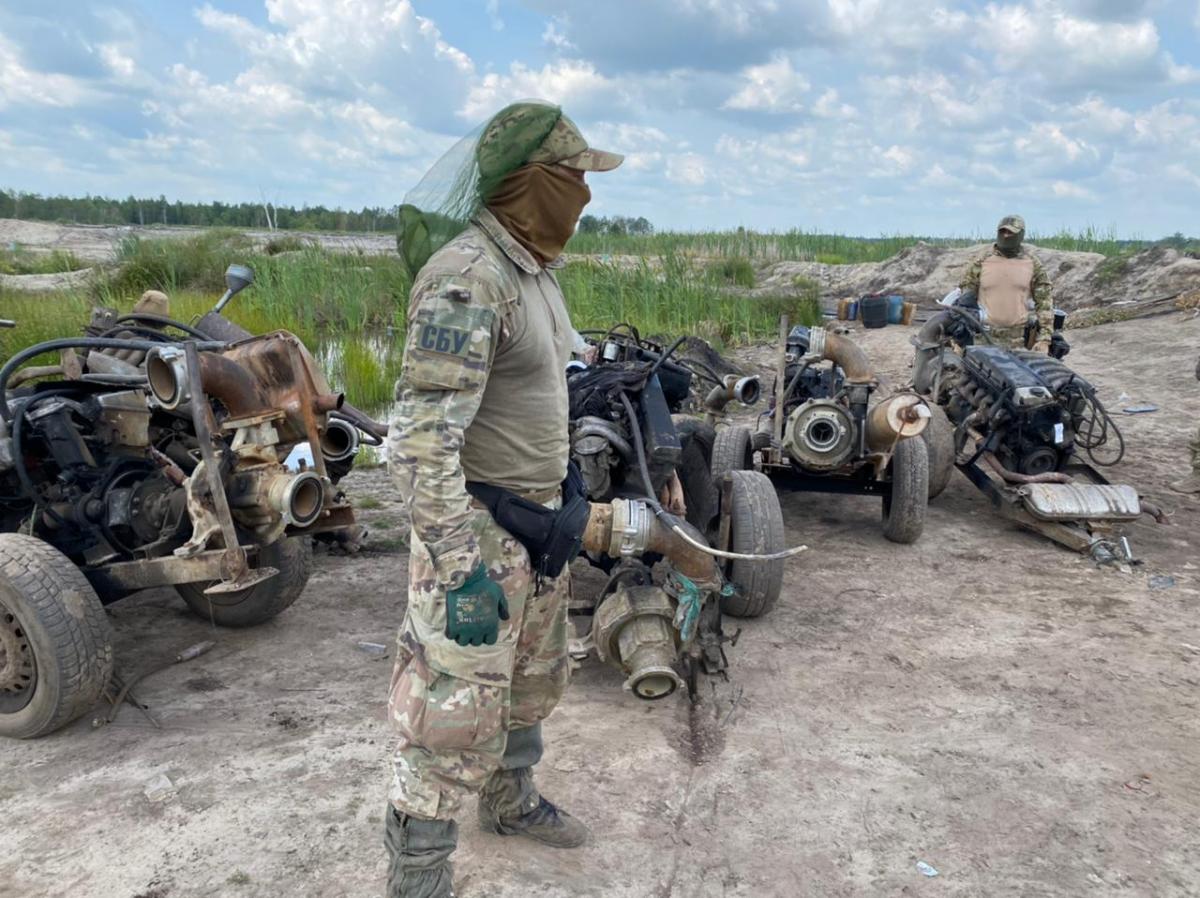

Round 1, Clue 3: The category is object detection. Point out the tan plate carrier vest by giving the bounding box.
[979,256,1034,328]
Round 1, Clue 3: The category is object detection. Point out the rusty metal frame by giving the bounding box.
[85,549,232,600]
[184,341,249,584]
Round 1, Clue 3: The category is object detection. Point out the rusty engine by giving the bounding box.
[0,266,382,609]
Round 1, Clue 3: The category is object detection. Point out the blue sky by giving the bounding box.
[1,0,1198,236]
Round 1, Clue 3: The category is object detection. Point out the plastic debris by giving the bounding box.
[915,861,939,878]
[355,641,389,656]
[1121,404,1159,415]
[1148,575,1176,590]
[144,773,177,803]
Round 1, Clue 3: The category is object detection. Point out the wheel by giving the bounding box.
[711,424,754,484]
[0,534,113,739]
[719,470,785,618]
[922,404,956,500]
[882,437,929,544]
[176,537,312,627]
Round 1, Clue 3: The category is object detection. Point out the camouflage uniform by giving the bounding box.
[386,208,576,822]
[959,245,1053,348]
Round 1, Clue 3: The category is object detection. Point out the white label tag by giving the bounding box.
[1054,423,1065,445]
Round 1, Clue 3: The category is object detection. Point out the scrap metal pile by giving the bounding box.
[0,266,384,738]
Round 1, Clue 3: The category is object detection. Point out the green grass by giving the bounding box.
[0,246,86,275]
[1091,250,1135,287]
[707,257,756,288]
[566,225,1148,262]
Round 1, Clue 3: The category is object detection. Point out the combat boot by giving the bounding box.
[477,766,589,848]
[384,806,457,898]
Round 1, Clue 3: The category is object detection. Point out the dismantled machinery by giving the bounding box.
[716,319,932,545]
[566,325,792,700]
[911,300,1159,560]
[0,265,384,738]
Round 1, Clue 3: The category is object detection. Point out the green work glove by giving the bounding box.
[445,562,509,647]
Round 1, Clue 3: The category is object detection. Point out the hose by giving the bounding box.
[1,338,225,423]
[115,314,215,340]
[617,391,806,563]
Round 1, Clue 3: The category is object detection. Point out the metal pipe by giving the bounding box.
[703,374,761,414]
[196,352,273,417]
[10,365,63,388]
[820,330,874,383]
[912,311,950,396]
[981,451,1073,484]
[0,338,224,423]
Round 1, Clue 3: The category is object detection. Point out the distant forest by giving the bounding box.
[0,189,398,233]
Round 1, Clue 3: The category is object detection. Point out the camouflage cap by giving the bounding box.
[997,214,1026,234]
[478,102,622,176]
[527,111,623,172]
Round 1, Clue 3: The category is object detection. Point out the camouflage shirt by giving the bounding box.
[388,209,575,588]
[959,245,1054,341]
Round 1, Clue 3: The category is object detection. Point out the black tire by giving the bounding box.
[175,537,312,628]
[0,534,113,739]
[882,437,928,544]
[711,425,755,484]
[922,404,956,500]
[720,470,785,618]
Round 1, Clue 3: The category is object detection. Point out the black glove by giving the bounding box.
[1049,332,1070,360]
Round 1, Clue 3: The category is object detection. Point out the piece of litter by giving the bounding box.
[144,773,177,803]
[915,861,939,877]
[356,641,389,656]
[1149,575,1176,590]
[1121,405,1159,415]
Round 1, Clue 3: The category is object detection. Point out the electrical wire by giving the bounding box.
[617,390,806,562]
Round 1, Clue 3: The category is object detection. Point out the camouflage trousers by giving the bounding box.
[388,510,571,821]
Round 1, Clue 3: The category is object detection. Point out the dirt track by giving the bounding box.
[3,313,1199,898]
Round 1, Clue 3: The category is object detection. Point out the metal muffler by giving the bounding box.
[1020,483,1141,522]
[865,393,931,451]
[593,584,684,700]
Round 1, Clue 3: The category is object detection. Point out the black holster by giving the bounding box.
[466,462,590,579]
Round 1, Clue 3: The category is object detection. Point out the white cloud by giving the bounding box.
[542,18,577,50]
[462,59,620,120]
[813,88,856,119]
[0,35,88,108]
[723,54,810,113]
[665,152,708,186]
[1051,180,1095,199]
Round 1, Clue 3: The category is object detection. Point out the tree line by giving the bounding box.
[0,189,399,233]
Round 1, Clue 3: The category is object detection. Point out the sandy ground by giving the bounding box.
[3,313,1200,898]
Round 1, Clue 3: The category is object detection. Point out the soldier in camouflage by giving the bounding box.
[959,215,1056,351]
[1170,355,1200,493]
[385,102,622,898]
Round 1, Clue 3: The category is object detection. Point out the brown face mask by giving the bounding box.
[485,163,592,265]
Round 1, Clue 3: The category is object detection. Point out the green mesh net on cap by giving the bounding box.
[397,101,563,277]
